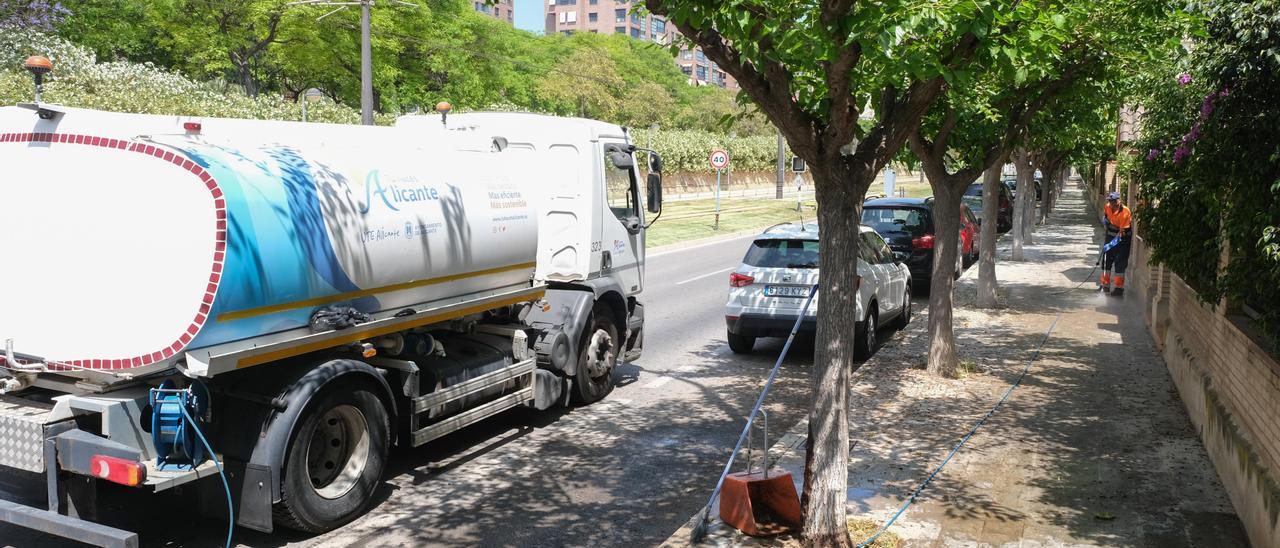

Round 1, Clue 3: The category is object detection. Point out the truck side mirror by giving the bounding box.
[609,150,635,169]
[646,172,663,214]
[649,153,664,174]
[791,157,806,172]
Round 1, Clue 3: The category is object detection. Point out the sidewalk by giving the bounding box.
[668,186,1249,547]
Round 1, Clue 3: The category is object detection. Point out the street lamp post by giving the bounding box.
[289,0,420,127]
[301,88,324,122]
[359,0,373,125]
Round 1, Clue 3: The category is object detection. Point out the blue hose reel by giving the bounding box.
[149,379,210,471]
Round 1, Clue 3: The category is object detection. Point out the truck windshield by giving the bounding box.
[743,239,820,268]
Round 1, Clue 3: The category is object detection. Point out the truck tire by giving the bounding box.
[572,305,618,404]
[274,385,390,533]
[727,331,755,354]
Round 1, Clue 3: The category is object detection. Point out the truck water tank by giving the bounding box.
[0,107,538,374]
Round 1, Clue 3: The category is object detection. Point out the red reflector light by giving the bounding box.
[729,272,755,287]
[90,454,145,486]
[183,122,202,132]
[911,234,935,250]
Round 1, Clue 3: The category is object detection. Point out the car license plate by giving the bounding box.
[764,285,810,297]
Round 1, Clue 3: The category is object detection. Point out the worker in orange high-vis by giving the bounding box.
[1100,192,1133,296]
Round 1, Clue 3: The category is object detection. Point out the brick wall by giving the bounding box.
[1132,237,1280,547]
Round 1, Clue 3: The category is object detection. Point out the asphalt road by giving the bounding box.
[2,232,831,548]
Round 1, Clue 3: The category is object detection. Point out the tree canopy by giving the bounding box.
[40,0,768,133]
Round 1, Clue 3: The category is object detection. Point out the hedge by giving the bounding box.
[0,29,785,174]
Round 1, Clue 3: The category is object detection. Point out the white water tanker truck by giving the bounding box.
[0,95,663,545]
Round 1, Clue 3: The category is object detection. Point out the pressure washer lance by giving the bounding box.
[690,284,819,543]
[1049,217,1115,295]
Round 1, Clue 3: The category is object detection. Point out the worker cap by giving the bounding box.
[1106,192,1120,202]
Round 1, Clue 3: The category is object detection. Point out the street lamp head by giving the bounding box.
[434,101,452,115]
[303,88,324,103]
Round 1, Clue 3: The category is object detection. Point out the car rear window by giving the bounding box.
[861,207,929,237]
[743,239,820,268]
[964,184,983,196]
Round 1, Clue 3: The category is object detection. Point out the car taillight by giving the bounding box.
[729,272,755,287]
[91,454,146,486]
[911,234,935,250]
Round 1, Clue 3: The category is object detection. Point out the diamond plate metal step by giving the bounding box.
[0,395,55,473]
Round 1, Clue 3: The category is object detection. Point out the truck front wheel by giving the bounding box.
[275,385,390,533]
[572,305,618,404]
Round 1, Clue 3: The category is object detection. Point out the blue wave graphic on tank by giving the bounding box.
[168,143,378,349]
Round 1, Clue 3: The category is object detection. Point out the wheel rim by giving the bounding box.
[903,291,911,322]
[866,313,876,350]
[306,404,370,500]
[584,328,615,378]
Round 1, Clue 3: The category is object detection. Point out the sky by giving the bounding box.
[514,0,543,34]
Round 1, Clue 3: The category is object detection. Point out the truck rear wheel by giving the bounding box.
[572,305,618,404]
[275,385,389,533]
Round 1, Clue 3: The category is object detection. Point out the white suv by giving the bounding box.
[724,223,912,359]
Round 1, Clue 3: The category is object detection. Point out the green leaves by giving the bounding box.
[1132,0,1280,350]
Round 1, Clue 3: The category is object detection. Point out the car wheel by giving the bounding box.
[572,305,618,404]
[275,385,390,533]
[890,288,911,329]
[727,331,755,354]
[854,308,877,361]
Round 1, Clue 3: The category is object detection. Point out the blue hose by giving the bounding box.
[855,313,1062,547]
[179,404,234,548]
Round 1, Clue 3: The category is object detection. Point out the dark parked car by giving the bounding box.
[1002,176,1042,201]
[962,182,1013,233]
[861,197,966,288]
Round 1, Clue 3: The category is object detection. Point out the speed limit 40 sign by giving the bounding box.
[708,149,730,170]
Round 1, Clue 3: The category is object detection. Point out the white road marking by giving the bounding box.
[675,266,735,285]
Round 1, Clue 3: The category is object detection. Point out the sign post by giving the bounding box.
[709,149,730,230]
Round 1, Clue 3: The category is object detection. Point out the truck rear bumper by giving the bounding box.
[0,497,138,548]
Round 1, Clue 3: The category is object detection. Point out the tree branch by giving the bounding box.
[647,1,821,155]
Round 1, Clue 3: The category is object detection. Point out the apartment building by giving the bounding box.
[543,0,738,89]
[474,0,515,24]
[676,46,737,89]
[544,0,671,43]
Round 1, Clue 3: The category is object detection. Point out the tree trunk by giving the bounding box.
[1022,169,1036,241]
[976,164,1001,308]
[800,163,864,547]
[1038,168,1054,224]
[234,59,257,97]
[926,182,963,377]
[1011,149,1029,259]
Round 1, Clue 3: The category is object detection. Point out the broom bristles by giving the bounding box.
[688,507,711,544]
